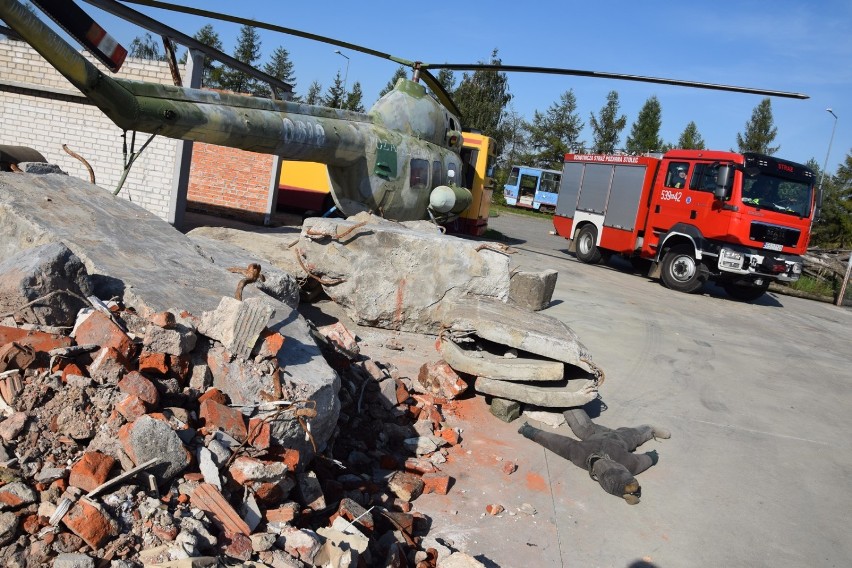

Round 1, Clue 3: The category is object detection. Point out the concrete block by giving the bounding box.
[489,397,521,422]
[509,269,558,311]
[0,241,91,327]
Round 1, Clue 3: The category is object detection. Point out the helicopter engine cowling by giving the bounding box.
[429,185,473,215]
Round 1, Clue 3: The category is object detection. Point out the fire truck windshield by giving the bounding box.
[741,175,811,217]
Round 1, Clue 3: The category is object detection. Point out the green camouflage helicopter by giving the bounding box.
[0,0,808,222]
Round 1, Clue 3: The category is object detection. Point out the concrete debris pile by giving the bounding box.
[189,214,600,419]
[0,292,487,566]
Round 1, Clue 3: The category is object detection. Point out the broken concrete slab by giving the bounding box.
[475,376,599,408]
[188,232,300,310]
[297,213,511,333]
[0,241,92,327]
[0,172,338,452]
[438,337,564,382]
[438,295,594,373]
[197,297,274,360]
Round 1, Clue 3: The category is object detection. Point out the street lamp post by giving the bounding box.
[819,108,839,192]
[334,49,350,95]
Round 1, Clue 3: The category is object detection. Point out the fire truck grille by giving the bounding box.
[749,222,800,247]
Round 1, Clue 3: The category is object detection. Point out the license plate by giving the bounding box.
[763,242,783,251]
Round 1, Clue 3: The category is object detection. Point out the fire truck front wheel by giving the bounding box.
[660,245,707,293]
[575,225,603,264]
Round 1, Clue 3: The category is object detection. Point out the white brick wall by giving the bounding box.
[0,38,181,220]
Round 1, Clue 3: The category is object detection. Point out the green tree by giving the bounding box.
[525,89,584,169]
[677,121,706,150]
[305,80,322,105]
[589,90,627,153]
[436,68,456,93]
[128,33,164,61]
[219,24,262,95]
[625,96,664,155]
[180,24,224,88]
[322,71,346,109]
[344,81,365,112]
[812,149,852,248]
[379,66,408,97]
[254,45,298,99]
[736,98,779,155]
[453,49,512,149]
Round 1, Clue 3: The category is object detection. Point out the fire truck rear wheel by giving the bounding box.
[723,281,770,302]
[575,225,603,264]
[660,244,707,293]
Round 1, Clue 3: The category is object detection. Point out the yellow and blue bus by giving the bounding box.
[504,165,562,213]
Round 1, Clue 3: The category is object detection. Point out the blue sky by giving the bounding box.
[68,1,852,174]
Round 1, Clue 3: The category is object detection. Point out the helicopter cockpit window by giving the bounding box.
[431,161,443,188]
[410,159,429,190]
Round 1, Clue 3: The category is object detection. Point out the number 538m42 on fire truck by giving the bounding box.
[552,150,816,302]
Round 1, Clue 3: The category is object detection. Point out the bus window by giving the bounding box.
[540,172,561,194]
[410,159,429,190]
[507,167,520,186]
[432,161,443,188]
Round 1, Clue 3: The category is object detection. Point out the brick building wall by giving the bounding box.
[0,38,277,224]
[187,143,275,222]
[0,38,180,220]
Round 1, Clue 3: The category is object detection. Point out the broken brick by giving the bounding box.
[0,326,72,355]
[0,411,28,443]
[199,399,247,442]
[69,451,116,493]
[404,458,439,475]
[337,497,374,532]
[252,328,285,359]
[485,504,504,515]
[148,311,176,329]
[422,473,451,495]
[502,461,518,475]
[247,418,271,450]
[417,361,468,399]
[115,394,147,422]
[387,471,424,502]
[228,456,288,486]
[439,428,460,446]
[198,387,228,405]
[62,498,118,549]
[60,363,87,384]
[86,346,126,384]
[117,371,159,407]
[265,503,299,524]
[191,483,250,536]
[73,311,134,359]
[138,351,169,376]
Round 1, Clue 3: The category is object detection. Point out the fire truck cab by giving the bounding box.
[552,151,816,301]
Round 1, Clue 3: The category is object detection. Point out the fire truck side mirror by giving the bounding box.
[714,164,734,200]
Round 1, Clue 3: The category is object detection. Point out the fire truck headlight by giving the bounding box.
[719,248,744,270]
[792,262,802,274]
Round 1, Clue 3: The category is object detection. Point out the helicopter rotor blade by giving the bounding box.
[422,63,809,100]
[115,0,415,67]
[117,0,808,101]
[418,68,463,121]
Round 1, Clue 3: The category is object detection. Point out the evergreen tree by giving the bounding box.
[344,82,365,112]
[254,46,298,99]
[379,66,408,97]
[322,71,346,109]
[180,24,224,88]
[589,91,627,153]
[219,24,262,94]
[128,33,165,61]
[736,98,780,155]
[436,68,456,93]
[305,81,322,105]
[499,106,529,168]
[625,96,664,155]
[525,89,584,169]
[812,149,852,248]
[677,121,706,150]
[453,49,512,149]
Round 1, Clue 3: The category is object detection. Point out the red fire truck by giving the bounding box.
[552,150,816,301]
